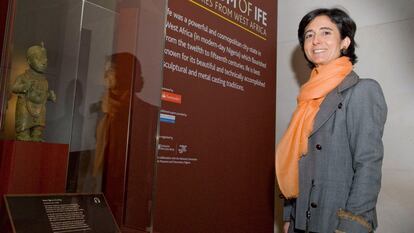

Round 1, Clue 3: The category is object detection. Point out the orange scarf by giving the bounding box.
[276,57,353,198]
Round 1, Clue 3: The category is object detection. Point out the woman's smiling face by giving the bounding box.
[303,15,350,67]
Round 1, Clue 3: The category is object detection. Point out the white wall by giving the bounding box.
[276,1,414,232]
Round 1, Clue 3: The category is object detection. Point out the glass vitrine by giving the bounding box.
[0,0,167,231]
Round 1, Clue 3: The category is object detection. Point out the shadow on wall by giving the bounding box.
[291,45,310,87]
[274,45,310,233]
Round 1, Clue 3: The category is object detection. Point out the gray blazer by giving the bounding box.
[283,71,387,233]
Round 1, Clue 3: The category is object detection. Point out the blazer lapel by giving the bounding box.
[309,71,359,137]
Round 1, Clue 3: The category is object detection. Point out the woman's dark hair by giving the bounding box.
[298,8,357,68]
[108,52,140,91]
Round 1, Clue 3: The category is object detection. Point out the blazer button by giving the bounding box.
[316,144,322,150]
[338,103,343,109]
[306,210,311,219]
[311,202,318,208]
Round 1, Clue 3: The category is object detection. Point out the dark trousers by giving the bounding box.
[288,219,318,233]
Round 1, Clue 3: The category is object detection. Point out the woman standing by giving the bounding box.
[276,8,387,233]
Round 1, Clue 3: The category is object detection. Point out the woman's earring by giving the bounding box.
[340,47,347,56]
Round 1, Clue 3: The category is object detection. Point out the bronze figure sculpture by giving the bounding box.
[11,43,56,141]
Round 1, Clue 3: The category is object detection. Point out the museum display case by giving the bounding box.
[0,0,167,232]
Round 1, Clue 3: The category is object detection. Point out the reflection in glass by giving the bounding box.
[93,53,137,178]
[66,0,166,230]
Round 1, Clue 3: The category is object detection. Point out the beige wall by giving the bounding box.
[275,1,414,232]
